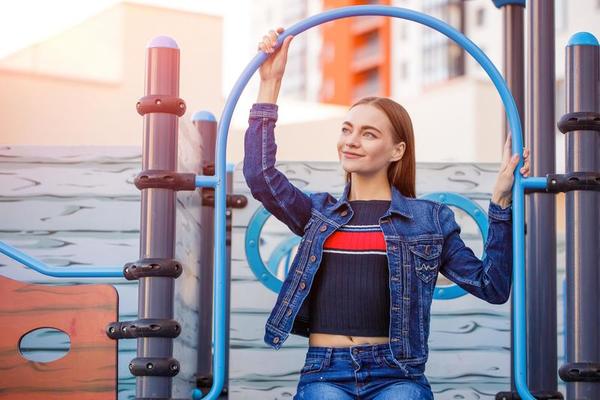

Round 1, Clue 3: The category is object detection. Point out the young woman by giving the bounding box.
[243,27,530,400]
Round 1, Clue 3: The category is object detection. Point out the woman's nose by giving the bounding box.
[344,131,360,147]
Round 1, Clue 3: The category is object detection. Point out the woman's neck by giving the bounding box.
[348,172,392,201]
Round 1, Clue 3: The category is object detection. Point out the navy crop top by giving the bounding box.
[308,200,391,337]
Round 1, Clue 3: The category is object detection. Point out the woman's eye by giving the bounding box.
[341,127,350,134]
[364,131,376,138]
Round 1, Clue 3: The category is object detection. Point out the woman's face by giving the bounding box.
[337,104,405,176]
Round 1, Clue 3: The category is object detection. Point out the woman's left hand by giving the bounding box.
[491,133,530,208]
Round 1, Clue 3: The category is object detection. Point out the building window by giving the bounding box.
[555,0,567,32]
[399,24,407,41]
[400,62,408,80]
[353,68,380,100]
[476,8,485,27]
[421,0,465,85]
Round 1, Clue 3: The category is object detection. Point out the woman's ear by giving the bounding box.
[391,142,406,162]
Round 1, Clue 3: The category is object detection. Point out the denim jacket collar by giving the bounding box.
[328,180,414,219]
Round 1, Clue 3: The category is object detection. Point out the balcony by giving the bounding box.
[351,15,385,35]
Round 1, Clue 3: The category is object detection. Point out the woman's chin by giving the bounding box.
[341,160,361,171]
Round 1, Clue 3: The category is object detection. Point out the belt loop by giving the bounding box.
[324,347,333,367]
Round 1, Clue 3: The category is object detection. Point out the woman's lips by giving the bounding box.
[343,152,363,159]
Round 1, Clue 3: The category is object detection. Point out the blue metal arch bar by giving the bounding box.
[198,5,536,400]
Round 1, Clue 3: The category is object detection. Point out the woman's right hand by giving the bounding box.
[258,27,294,82]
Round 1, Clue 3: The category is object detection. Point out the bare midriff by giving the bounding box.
[309,332,389,347]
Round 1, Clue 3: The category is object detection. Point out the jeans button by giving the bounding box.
[340,210,348,217]
[299,281,306,290]
[273,337,280,344]
[319,224,328,232]
[286,308,292,316]
[309,255,317,263]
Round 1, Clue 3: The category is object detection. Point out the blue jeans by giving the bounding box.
[294,343,434,399]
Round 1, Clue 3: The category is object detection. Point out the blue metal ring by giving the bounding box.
[419,192,489,300]
[245,206,302,293]
[246,191,487,301]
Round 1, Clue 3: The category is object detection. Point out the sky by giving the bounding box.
[0,0,253,98]
[0,1,223,56]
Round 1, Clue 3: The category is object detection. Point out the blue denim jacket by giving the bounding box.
[243,103,513,372]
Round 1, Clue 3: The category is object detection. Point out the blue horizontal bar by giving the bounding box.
[521,177,547,190]
[0,241,124,278]
[195,175,218,188]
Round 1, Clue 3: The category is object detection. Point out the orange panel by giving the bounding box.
[321,0,392,105]
[0,275,118,400]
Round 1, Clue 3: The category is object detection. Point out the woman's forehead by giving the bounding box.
[344,104,391,131]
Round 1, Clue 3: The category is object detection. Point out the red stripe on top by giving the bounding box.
[323,231,386,251]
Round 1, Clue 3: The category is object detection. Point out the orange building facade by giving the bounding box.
[321,0,391,105]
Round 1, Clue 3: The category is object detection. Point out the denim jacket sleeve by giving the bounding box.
[242,103,312,237]
[438,201,513,304]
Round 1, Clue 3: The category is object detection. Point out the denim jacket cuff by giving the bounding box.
[249,103,278,120]
[488,200,512,221]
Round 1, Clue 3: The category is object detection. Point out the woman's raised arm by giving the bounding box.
[242,28,312,237]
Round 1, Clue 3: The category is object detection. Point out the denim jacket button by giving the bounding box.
[309,255,317,263]
[273,336,280,344]
[286,308,292,316]
[319,224,328,232]
[340,210,348,216]
[299,281,307,290]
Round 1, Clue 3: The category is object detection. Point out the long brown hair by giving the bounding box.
[345,96,416,198]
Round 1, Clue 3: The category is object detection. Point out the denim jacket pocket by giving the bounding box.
[409,243,442,283]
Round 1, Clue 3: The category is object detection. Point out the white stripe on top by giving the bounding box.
[323,249,387,256]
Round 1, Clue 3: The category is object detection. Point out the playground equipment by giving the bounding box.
[0,2,599,400]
